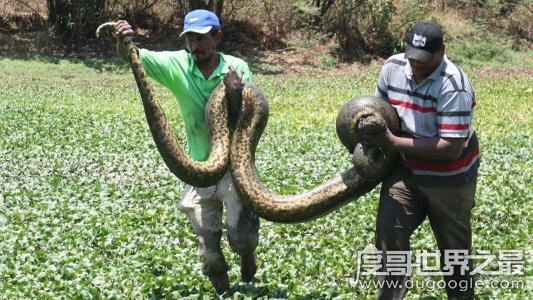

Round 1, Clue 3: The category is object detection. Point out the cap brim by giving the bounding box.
[405,44,433,63]
[179,26,213,37]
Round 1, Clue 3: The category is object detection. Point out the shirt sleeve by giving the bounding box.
[138,49,176,89]
[374,63,389,100]
[235,61,252,83]
[436,90,474,138]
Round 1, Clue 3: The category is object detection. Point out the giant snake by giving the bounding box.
[97,22,400,223]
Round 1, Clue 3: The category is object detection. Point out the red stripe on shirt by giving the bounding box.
[388,98,435,113]
[438,123,470,130]
[401,147,480,172]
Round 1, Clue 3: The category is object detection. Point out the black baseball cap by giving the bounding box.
[405,21,443,63]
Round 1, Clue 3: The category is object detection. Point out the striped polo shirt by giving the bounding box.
[375,54,479,184]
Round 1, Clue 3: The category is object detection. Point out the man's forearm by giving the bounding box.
[390,135,464,160]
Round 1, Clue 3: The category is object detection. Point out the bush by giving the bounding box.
[285,0,430,61]
[443,0,532,48]
[3,0,531,61]
[47,0,108,45]
[321,0,396,60]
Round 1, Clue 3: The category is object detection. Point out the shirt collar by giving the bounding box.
[187,52,227,81]
[403,54,447,83]
[428,56,446,80]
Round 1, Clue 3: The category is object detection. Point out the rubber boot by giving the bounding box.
[209,273,230,295]
[240,252,257,282]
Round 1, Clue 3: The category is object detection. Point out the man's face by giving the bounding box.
[185,31,222,64]
[408,46,444,79]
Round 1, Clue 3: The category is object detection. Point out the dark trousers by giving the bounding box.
[375,165,477,300]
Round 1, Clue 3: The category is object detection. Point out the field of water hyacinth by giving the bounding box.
[0,56,531,299]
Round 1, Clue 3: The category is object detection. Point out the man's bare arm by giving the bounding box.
[362,128,465,160]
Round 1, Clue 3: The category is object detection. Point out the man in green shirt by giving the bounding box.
[116,9,259,294]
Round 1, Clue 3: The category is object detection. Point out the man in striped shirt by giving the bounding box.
[363,21,479,299]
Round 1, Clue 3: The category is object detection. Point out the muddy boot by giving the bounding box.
[209,273,230,295]
[240,252,257,282]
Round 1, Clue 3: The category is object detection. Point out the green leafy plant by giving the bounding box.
[0,56,531,299]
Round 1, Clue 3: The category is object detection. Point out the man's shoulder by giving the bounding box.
[441,56,467,77]
[439,56,473,92]
[139,49,188,60]
[384,53,408,66]
[220,53,248,66]
[219,53,252,81]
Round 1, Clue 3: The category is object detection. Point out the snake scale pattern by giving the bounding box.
[97,22,230,188]
[97,22,400,223]
[230,85,400,223]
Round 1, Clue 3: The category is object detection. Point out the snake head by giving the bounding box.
[356,113,387,135]
[224,67,245,128]
[224,67,244,94]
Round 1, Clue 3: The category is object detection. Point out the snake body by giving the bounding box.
[97,22,230,187]
[97,22,399,222]
[230,85,399,223]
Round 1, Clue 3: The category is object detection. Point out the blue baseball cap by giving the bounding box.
[180,9,220,37]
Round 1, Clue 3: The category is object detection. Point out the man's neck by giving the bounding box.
[196,52,220,80]
[413,74,426,85]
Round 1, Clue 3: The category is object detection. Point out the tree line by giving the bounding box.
[10,0,533,60]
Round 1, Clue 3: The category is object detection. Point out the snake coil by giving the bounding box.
[230,85,399,223]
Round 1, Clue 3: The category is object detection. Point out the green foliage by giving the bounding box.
[47,0,107,43]
[5,0,530,62]
[0,56,531,299]
[449,40,505,64]
[442,0,532,48]
[446,24,533,68]
[384,1,433,55]
[323,0,397,60]
[256,0,320,40]
[317,54,338,70]
[447,0,524,14]
[396,0,430,27]
[294,0,321,27]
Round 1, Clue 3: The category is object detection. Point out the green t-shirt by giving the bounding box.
[139,49,252,161]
